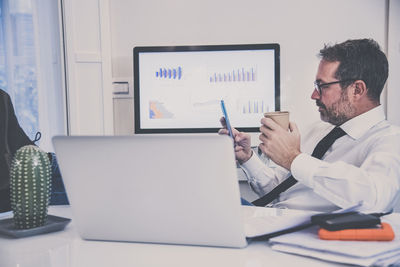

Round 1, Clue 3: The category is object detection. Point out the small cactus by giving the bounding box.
[10,145,51,229]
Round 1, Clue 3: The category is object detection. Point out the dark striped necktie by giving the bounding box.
[252,127,346,207]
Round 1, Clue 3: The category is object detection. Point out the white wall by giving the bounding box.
[109,0,390,134]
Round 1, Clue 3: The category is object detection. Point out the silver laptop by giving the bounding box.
[53,134,247,248]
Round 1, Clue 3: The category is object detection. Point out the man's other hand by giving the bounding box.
[259,118,301,170]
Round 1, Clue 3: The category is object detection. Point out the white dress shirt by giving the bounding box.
[241,105,400,212]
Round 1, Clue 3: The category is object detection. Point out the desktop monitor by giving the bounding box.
[133,43,280,134]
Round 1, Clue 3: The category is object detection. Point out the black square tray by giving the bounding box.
[0,215,71,238]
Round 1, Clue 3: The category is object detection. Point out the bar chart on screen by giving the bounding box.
[209,67,257,83]
[239,99,270,114]
[155,66,183,80]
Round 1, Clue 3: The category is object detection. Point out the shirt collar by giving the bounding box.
[339,105,386,140]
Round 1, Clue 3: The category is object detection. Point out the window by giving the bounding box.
[0,0,66,152]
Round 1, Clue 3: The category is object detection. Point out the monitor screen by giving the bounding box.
[133,43,280,133]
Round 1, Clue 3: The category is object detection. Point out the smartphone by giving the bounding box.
[311,211,359,225]
[315,212,381,231]
[220,100,234,139]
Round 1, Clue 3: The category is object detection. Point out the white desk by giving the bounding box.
[0,206,344,267]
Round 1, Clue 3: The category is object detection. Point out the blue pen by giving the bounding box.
[220,100,234,139]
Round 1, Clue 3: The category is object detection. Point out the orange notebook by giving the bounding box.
[318,222,395,241]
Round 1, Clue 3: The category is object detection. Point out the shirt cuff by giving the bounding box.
[290,153,322,189]
[240,152,266,180]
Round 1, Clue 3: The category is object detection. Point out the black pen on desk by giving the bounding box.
[252,221,315,241]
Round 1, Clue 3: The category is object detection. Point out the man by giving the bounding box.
[220,39,400,212]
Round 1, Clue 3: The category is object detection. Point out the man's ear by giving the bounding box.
[352,80,367,99]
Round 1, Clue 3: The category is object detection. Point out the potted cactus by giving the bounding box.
[9,145,51,229]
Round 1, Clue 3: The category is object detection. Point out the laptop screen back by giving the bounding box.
[53,134,247,248]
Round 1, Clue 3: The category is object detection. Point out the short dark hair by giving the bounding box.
[319,39,388,102]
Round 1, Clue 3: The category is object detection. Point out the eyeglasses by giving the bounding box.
[313,79,355,95]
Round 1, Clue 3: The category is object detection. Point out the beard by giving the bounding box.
[316,91,355,125]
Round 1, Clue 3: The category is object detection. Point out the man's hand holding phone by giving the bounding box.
[219,101,253,164]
